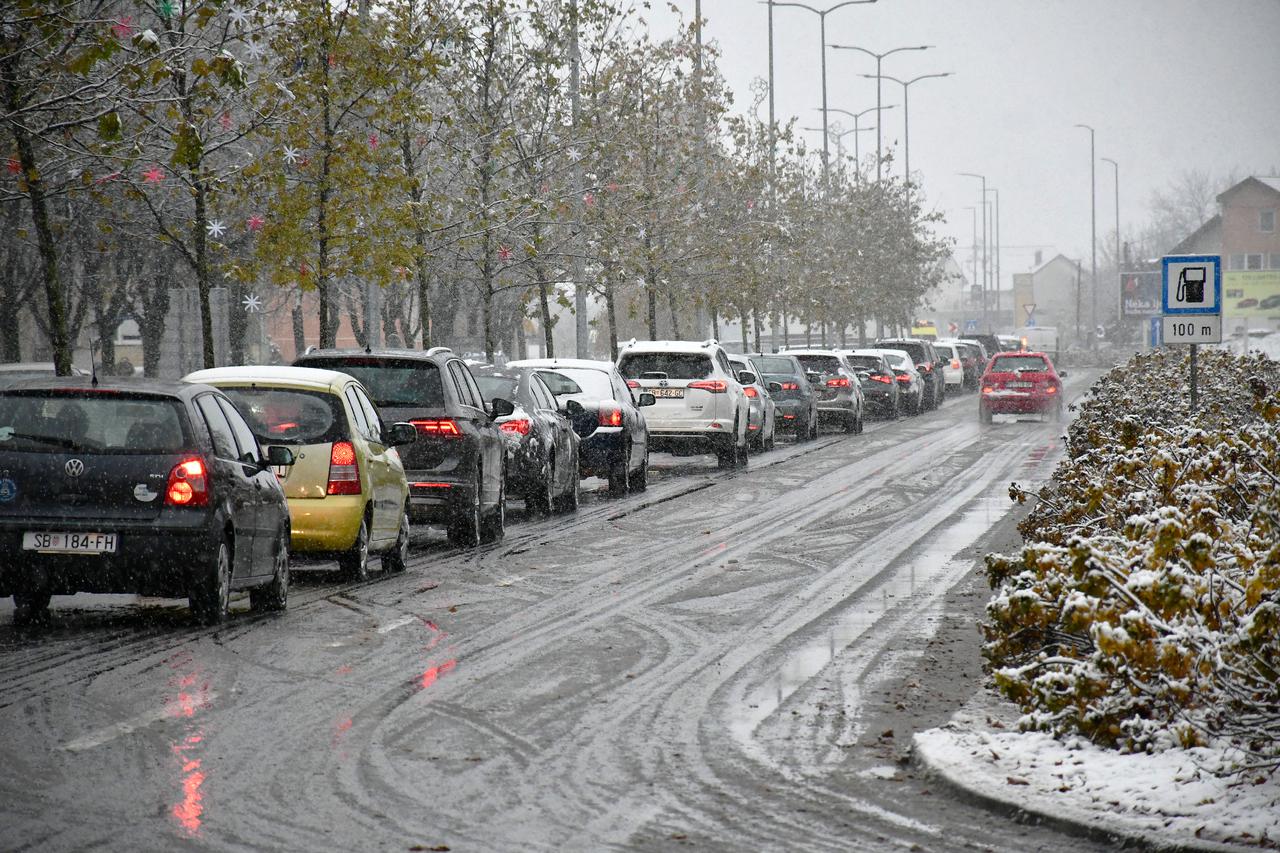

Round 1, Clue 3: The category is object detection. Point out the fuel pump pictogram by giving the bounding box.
[1176,266,1206,303]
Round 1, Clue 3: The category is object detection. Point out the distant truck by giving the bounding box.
[1020,326,1060,363]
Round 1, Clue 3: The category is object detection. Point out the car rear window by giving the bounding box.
[881,353,911,369]
[298,357,444,408]
[792,355,842,375]
[617,353,713,380]
[881,343,926,362]
[753,356,796,375]
[0,391,187,453]
[846,356,884,371]
[537,368,613,400]
[473,375,519,403]
[990,356,1051,373]
[217,387,346,446]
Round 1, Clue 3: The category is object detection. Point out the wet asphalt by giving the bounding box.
[0,377,1117,852]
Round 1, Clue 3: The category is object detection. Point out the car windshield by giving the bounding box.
[538,367,613,400]
[299,357,444,407]
[793,354,841,375]
[991,356,1051,373]
[473,375,519,403]
[218,387,346,446]
[752,356,797,376]
[0,391,187,453]
[617,352,712,380]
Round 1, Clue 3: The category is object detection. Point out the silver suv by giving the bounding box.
[616,340,751,469]
[778,348,866,434]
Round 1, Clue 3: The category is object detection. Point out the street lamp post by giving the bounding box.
[770,1,879,188]
[1101,156,1120,268]
[985,187,1001,319]
[829,43,930,182]
[1075,123,1097,348]
[959,172,988,330]
[861,72,951,207]
[803,123,873,166]
[822,105,896,182]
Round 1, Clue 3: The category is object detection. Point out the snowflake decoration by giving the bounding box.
[219,112,233,131]
[6,159,20,175]
[282,146,301,164]
[368,133,379,150]
[245,40,265,61]
[142,166,165,183]
[498,245,513,262]
[241,294,262,313]
[746,199,755,210]
[299,262,310,277]
[229,8,251,28]
[206,219,226,238]
[566,147,580,161]
[246,214,264,232]
[159,0,174,17]
[539,181,551,195]
[111,17,133,39]
[582,192,595,207]
[606,182,620,193]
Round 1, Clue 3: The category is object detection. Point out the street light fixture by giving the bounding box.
[1075,123,1097,348]
[1101,156,1120,269]
[820,105,896,182]
[769,1,880,187]
[861,72,952,206]
[802,123,874,168]
[958,172,988,330]
[829,43,930,182]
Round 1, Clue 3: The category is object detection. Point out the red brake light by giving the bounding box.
[743,386,758,398]
[625,379,640,389]
[500,418,532,435]
[895,373,911,381]
[165,457,210,507]
[411,418,461,437]
[327,440,361,495]
[951,359,961,369]
[870,374,893,384]
[780,382,799,391]
[598,404,623,427]
[825,377,850,388]
[1046,385,1058,395]
[688,379,727,393]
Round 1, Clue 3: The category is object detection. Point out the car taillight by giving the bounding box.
[826,377,850,388]
[743,386,758,398]
[981,385,996,394]
[327,441,361,495]
[411,418,461,437]
[870,375,893,384]
[625,379,640,389]
[895,373,911,381]
[688,379,728,393]
[500,418,532,435]
[1046,385,1058,395]
[780,382,799,391]
[165,457,210,507]
[598,404,623,427]
[951,359,961,369]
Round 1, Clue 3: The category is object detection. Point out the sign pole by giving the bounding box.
[1190,343,1198,411]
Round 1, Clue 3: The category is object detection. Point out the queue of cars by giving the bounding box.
[0,335,1052,625]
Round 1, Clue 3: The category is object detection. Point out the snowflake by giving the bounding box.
[582,192,595,207]
[606,182,620,192]
[498,245,513,261]
[566,147,580,161]
[159,0,174,16]
[219,112,233,131]
[6,159,20,175]
[368,133,379,150]
[246,214,264,232]
[241,294,262,312]
[111,17,133,39]
[142,166,165,183]
[206,219,226,238]
[229,8,251,28]
[746,199,755,210]
[282,146,301,164]
[245,40,265,61]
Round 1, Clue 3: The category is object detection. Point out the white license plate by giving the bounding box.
[1008,381,1033,388]
[22,531,118,554]
[650,388,684,398]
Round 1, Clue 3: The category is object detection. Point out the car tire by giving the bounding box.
[844,411,858,434]
[480,477,505,543]
[382,509,411,574]
[765,427,776,451]
[554,455,580,513]
[631,447,648,492]
[854,409,864,434]
[447,473,482,548]
[339,515,371,581]
[528,459,554,515]
[250,529,290,612]
[12,588,51,627]
[608,443,631,495]
[191,536,232,624]
[809,414,819,440]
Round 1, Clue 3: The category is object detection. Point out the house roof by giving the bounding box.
[1030,253,1076,275]
[1168,213,1222,256]
[1216,175,1280,204]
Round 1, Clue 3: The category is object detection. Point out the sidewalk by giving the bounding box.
[912,691,1279,852]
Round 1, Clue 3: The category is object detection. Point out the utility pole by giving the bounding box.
[569,0,589,357]
[959,172,988,330]
[1076,123,1097,348]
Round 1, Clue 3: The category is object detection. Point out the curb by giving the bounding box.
[910,727,1259,853]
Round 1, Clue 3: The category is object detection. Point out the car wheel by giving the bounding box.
[339,515,371,581]
[250,529,290,612]
[447,472,482,548]
[481,477,505,542]
[809,414,819,440]
[528,459,554,515]
[765,427,776,451]
[608,443,631,495]
[844,410,857,433]
[382,509,411,574]
[554,454,581,513]
[191,536,232,624]
[631,447,648,491]
[12,588,51,627]
[854,409,865,434]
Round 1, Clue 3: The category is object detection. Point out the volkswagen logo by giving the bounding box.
[64,459,85,478]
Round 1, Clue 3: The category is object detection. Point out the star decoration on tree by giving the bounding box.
[241,294,263,313]
[245,40,265,61]
[229,8,251,28]
[606,182,620,193]
[206,219,226,238]
[219,112,233,131]
[6,159,20,175]
[498,245,513,262]
[159,0,174,17]
[582,192,595,207]
[246,214,264,232]
[282,146,301,164]
[111,16,133,39]
[368,133,379,150]
[142,165,165,183]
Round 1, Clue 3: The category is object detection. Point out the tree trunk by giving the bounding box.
[752,307,763,352]
[739,307,748,353]
[667,289,682,340]
[603,272,618,360]
[139,271,170,378]
[291,291,306,356]
[192,178,215,368]
[532,257,555,358]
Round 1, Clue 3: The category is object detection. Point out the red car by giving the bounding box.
[978,351,1066,423]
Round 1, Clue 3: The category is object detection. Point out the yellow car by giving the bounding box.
[183,366,416,579]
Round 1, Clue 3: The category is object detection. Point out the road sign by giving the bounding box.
[1120,270,1162,318]
[964,319,978,333]
[1162,255,1221,314]
[1149,316,1162,347]
[1162,314,1222,344]
[1023,303,1036,328]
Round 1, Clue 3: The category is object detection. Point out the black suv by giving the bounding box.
[295,348,513,547]
[875,338,947,410]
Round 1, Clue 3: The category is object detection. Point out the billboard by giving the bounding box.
[1119,270,1161,318]
[1223,270,1280,324]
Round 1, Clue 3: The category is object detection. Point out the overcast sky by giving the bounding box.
[644,0,1280,282]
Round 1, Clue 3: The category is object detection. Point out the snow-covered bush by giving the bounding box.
[984,348,1280,773]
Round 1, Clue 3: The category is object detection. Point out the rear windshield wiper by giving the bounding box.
[0,430,82,449]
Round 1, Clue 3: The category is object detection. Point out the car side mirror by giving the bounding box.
[805,371,822,385]
[767,381,782,393]
[736,370,758,386]
[563,398,584,415]
[1057,370,1068,378]
[638,392,656,407]
[264,445,295,467]
[490,397,516,419]
[384,422,418,447]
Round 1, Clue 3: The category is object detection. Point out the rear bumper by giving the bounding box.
[981,391,1058,413]
[579,429,626,477]
[287,495,365,552]
[647,422,735,455]
[0,518,215,598]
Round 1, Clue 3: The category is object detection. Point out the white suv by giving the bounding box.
[616,340,751,469]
